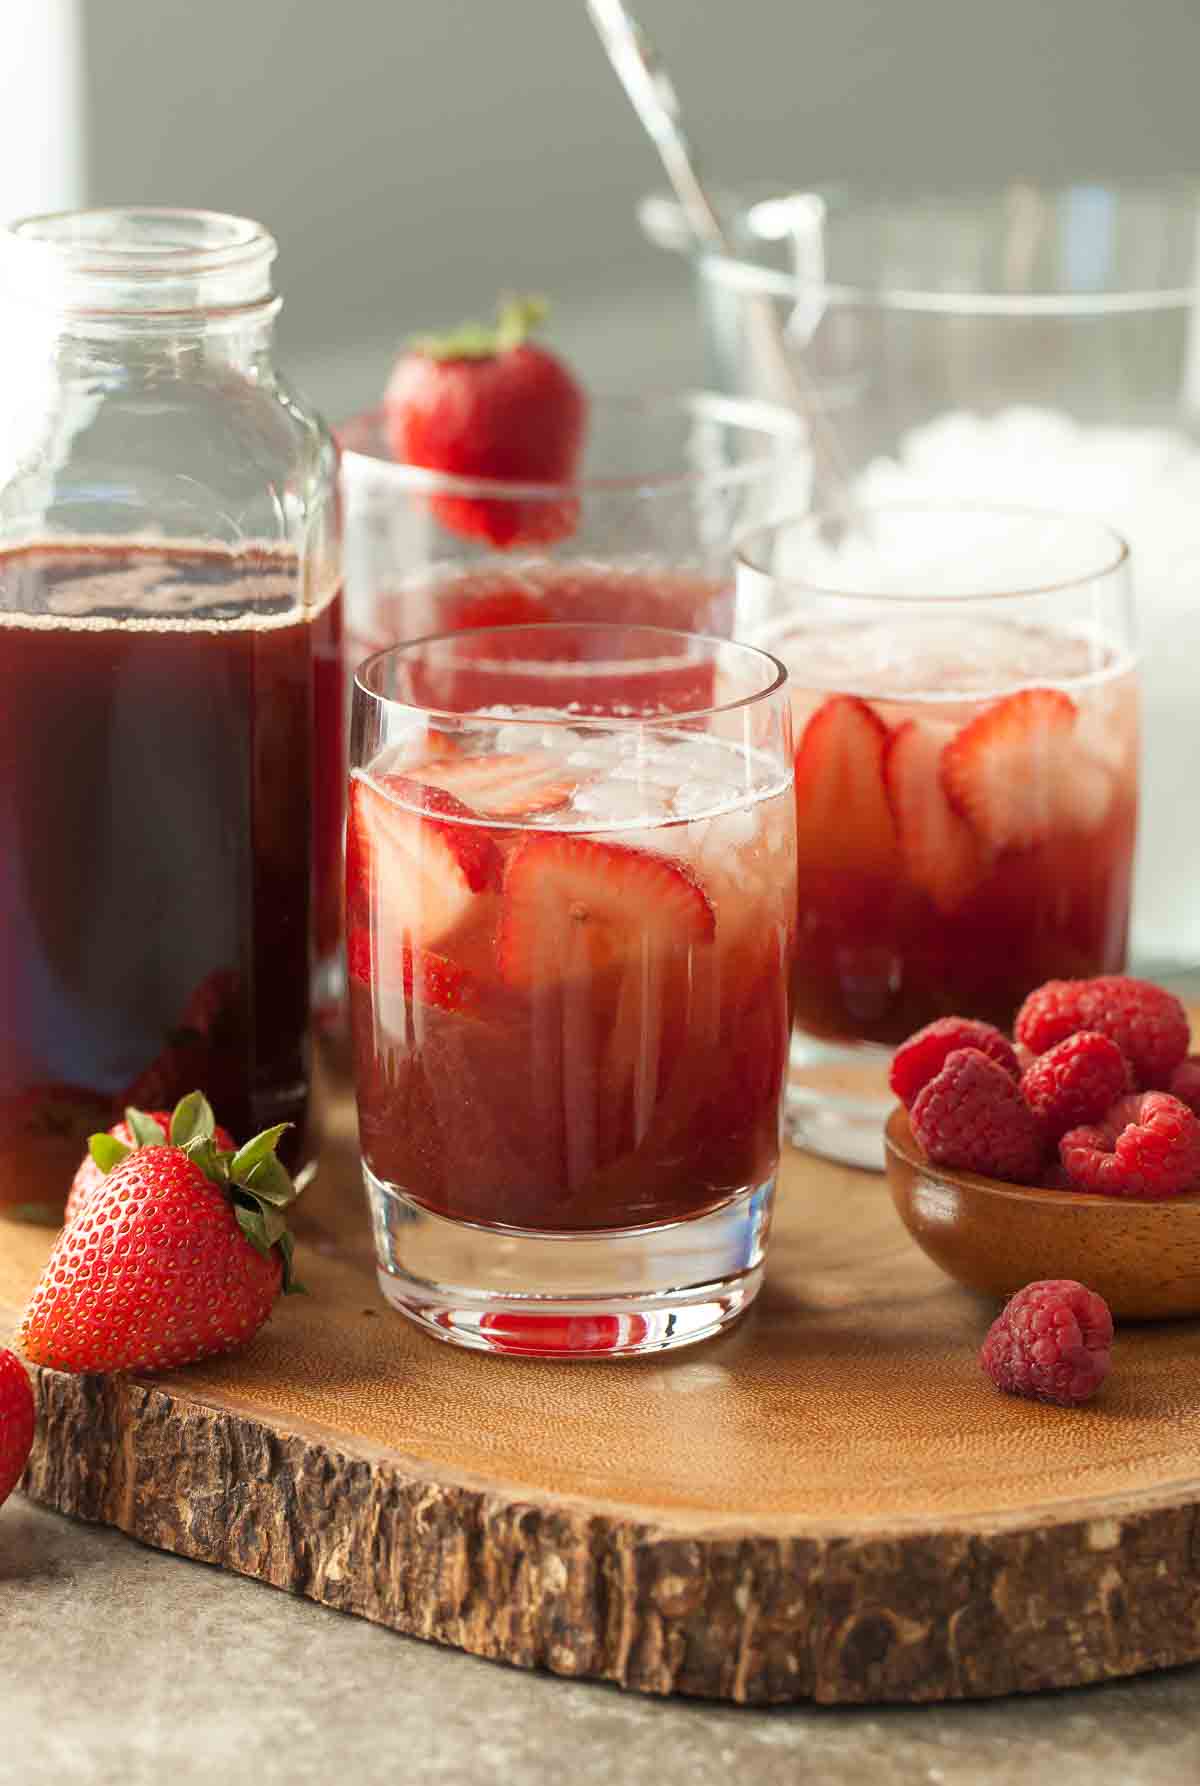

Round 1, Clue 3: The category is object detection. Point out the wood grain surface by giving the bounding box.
[4,1048,1200,1705]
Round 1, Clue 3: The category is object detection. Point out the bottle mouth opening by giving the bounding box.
[2,208,277,317]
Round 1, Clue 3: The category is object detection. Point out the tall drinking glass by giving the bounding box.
[347,623,796,1357]
[737,505,1139,1169]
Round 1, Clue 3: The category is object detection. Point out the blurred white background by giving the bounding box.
[6,0,1200,417]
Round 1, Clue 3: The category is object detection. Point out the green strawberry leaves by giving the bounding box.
[88,1133,132,1174]
[87,1091,308,1294]
[410,293,549,362]
[229,1125,292,1203]
[223,1122,306,1288]
[168,1091,216,1149]
[201,1121,306,1294]
[125,1108,167,1147]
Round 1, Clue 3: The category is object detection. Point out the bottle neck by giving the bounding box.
[0,208,280,371]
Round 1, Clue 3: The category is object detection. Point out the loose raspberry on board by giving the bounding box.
[981,1279,1112,1406]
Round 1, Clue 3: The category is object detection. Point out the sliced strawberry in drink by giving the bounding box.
[884,720,982,913]
[403,946,483,1016]
[422,751,578,819]
[346,926,373,986]
[347,926,483,1016]
[348,773,501,946]
[394,729,463,766]
[793,695,898,874]
[941,688,1073,852]
[941,688,1112,854]
[496,833,716,989]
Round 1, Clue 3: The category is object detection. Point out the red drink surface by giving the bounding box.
[779,621,1139,1044]
[0,543,337,1198]
[347,559,730,704]
[347,733,794,1232]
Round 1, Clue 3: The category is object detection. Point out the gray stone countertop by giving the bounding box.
[5,1498,1200,1786]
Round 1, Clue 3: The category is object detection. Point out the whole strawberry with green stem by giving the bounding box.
[64,1098,236,1227]
[384,294,587,548]
[21,1092,307,1374]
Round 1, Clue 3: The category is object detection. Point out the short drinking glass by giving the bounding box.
[347,623,796,1357]
[737,506,1139,1169]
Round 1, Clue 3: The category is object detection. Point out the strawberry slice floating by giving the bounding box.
[420,750,577,819]
[884,720,982,913]
[941,688,1112,854]
[496,834,716,990]
[793,695,898,874]
[348,773,501,946]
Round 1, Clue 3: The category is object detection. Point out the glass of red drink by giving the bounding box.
[0,210,337,1216]
[736,506,1139,1169]
[347,622,796,1357]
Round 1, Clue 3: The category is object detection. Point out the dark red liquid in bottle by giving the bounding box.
[0,543,335,1209]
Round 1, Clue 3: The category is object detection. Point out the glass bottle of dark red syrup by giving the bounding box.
[0,209,340,1218]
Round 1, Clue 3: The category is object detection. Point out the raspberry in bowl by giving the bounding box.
[883,977,1200,1319]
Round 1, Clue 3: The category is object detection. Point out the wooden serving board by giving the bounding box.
[5,1052,1200,1707]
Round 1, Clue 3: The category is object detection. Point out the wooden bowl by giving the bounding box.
[884,1105,1200,1320]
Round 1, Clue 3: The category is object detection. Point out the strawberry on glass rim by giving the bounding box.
[384,295,587,549]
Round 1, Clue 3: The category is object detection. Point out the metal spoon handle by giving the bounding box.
[586,0,727,251]
[585,0,857,503]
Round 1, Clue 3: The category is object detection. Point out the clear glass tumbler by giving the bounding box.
[737,505,1139,1170]
[347,622,796,1357]
[642,179,1199,984]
